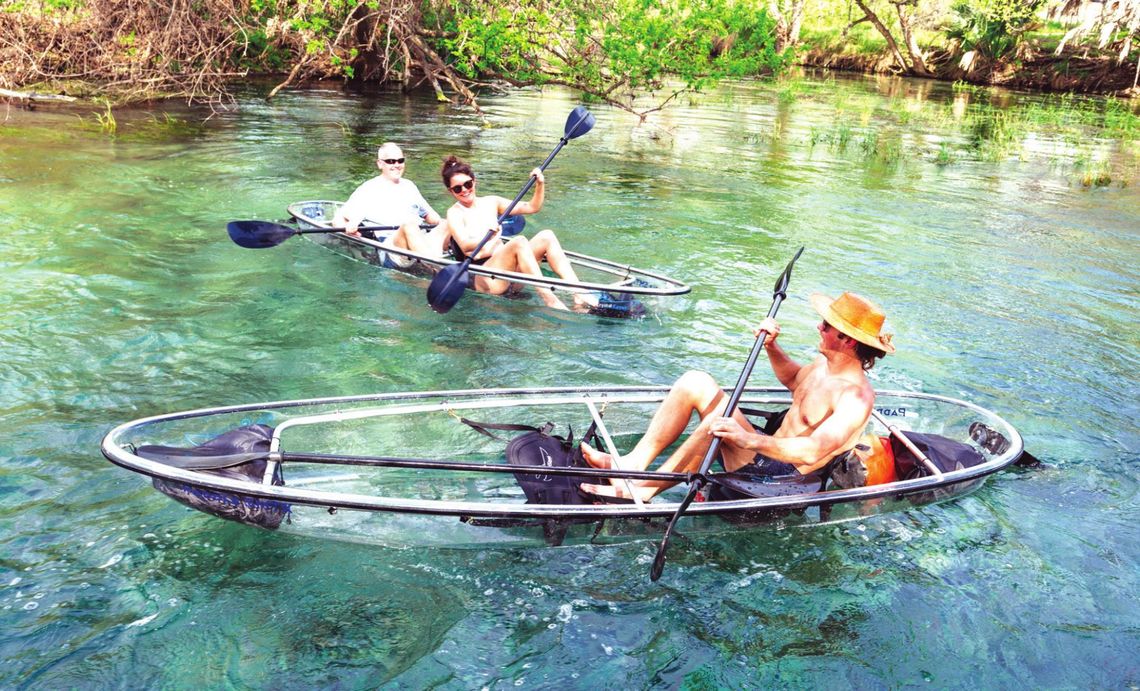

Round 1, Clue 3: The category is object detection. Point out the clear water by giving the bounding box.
[1,74,1137,687]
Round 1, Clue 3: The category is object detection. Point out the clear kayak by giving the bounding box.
[101,386,1026,548]
[287,201,691,318]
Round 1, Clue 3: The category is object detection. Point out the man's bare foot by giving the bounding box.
[580,442,614,469]
[579,482,657,503]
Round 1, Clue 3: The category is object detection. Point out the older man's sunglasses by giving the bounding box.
[381,158,405,165]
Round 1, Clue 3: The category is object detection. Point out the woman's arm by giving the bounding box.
[505,169,545,215]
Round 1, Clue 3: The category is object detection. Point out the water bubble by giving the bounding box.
[98,554,123,569]
[23,602,38,611]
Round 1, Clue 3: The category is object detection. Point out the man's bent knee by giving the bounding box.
[676,370,719,393]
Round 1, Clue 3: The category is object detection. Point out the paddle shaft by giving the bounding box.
[871,411,943,476]
[457,134,575,265]
[145,449,691,482]
[302,223,431,235]
[648,300,785,578]
[650,246,803,581]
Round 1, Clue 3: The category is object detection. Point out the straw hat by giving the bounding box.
[810,292,895,354]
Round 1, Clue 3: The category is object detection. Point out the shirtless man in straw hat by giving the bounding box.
[579,292,896,502]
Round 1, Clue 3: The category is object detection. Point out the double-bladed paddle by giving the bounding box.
[227,220,406,249]
[649,246,805,581]
[426,106,597,314]
[228,215,526,250]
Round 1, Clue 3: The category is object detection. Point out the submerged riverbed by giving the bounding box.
[1,74,1137,687]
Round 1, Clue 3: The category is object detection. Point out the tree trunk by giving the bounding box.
[853,0,911,72]
[768,0,808,52]
[788,0,806,46]
[893,1,932,77]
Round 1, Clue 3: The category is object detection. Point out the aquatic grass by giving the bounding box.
[965,106,1025,161]
[934,142,956,166]
[1102,98,1139,142]
[129,113,207,139]
[94,100,117,135]
[754,71,1135,181]
[835,122,853,151]
[775,79,808,105]
[952,80,985,95]
[1080,168,1113,188]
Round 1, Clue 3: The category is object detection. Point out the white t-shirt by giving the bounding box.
[337,177,434,228]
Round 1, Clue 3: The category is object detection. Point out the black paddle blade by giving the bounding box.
[500,214,526,237]
[564,106,596,140]
[427,262,470,313]
[650,484,701,581]
[773,245,805,297]
[1015,451,1042,467]
[227,220,298,249]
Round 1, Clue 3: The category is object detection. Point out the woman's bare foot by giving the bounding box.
[572,291,600,312]
[538,289,569,311]
[580,442,614,469]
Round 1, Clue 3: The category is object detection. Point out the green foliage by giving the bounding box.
[434,0,785,114]
[946,0,1044,59]
[0,0,83,11]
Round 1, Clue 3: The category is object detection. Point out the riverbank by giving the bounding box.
[4,0,1138,115]
[799,47,1140,97]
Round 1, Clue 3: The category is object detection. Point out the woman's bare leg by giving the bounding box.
[529,230,598,309]
[481,237,568,310]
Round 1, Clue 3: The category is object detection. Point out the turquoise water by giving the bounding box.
[1,75,1137,687]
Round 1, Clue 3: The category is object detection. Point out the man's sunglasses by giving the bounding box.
[381,158,405,165]
[449,179,475,194]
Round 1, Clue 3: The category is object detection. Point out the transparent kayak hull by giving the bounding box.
[102,386,1025,548]
[286,201,690,318]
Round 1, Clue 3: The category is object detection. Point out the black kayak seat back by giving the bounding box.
[135,424,274,471]
[135,424,289,530]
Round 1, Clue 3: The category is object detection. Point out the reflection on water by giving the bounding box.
[0,73,1137,687]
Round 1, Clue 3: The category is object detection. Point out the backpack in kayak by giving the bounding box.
[461,419,600,505]
[136,424,290,530]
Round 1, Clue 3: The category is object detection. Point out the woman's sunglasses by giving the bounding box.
[381,158,405,165]
[449,179,475,194]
